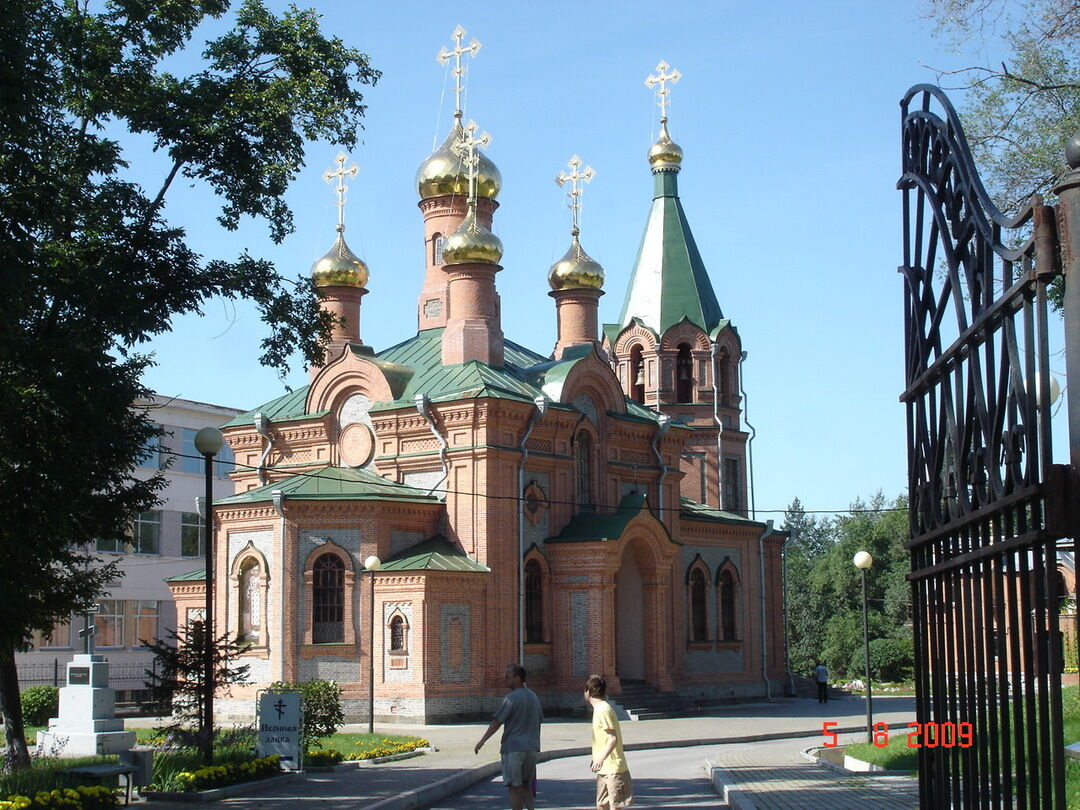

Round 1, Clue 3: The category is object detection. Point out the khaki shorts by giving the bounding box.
[501,750,537,787]
[596,770,633,809]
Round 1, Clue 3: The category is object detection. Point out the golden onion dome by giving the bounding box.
[648,119,683,169]
[442,207,503,265]
[548,233,604,291]
[311,231,369,289]
[417,119,502,200]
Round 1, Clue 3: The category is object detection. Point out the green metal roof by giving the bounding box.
[548,493,655,543]
[223,386,322,428]
[617,168,724,336]
[679,497,766,527]
[166,569,206,582]
[380,536,489,572]
[215,466,438,505]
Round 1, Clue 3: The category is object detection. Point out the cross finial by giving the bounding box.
[78,604,101,656]
[459,119,491,206]
[322,152,359,233]
[555,155,595,236]
[645,60,681,122]
[438,25,481,119]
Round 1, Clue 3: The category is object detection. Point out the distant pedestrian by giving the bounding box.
[814,661,829,704]
[584,674,632,810]
[475,663,543,810]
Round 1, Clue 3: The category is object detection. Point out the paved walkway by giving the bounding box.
[709,736,919,809]
[135,694,919,809]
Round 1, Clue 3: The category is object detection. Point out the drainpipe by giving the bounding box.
[254,412,273,486]
[710,343,725,510]
[759,519,775,700]
[272,490,286,681]
[739,351,756,519]
[518,396,548,667]
[650,414,672,516]
[415,394,449,497]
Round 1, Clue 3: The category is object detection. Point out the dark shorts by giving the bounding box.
[501,750,537,787]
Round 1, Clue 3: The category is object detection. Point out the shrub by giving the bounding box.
[19,686,59,727]
[168,755,280,792]
[268,680,343,750]
[0,785,118,809]
[304,749,342,766]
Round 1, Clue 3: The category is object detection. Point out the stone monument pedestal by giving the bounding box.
[37,655,136,756]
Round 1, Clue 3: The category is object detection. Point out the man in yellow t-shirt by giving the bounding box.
[584,674,632,809]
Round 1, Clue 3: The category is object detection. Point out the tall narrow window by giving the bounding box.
[576,432,593,509]
[525,560,543,643]
[312,554,345,643]
[239,559,262,642]
[179,428,203,474]
[723,458,742,514]
[720,570,737,641]
[717,348,731,405]
[181,512,204,557]
[135,601,159,646]
[433,233,445,265]
[690,568,708,641]
[630,345,645,402]
[97,600,125,648]
[389,615,406,652]
[132,511,160,555]
[676,343,694,403]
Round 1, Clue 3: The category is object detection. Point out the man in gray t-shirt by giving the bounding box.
[475,664,543,810]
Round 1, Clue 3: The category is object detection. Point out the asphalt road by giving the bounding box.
[422,745,722,809]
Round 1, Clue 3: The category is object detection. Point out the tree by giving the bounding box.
[782,499,835,677]
[925,1,1080,214]
[0,0,377,768]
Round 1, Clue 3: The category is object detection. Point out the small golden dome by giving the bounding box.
[548,233,604,290]
[442,207,503,265]
[417,119,502,200]
[311,232,369,288]
[648,120,683,169]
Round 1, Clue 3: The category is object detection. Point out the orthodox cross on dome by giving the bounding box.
[438,25,481,119]
[555,155,595,236]
[460,119,491,205]
[322,152,359,233]
[645,60,681,122]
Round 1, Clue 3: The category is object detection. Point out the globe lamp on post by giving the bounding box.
[194,426,224,766]
[364,555,382,735]
[853,550,874,745]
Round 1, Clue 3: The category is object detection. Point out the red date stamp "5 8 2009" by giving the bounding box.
[823,721,975,748]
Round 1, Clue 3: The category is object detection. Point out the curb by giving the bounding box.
[707,759,758,809]
[140,772,301,803]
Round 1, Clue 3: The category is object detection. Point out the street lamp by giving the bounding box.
[853,550,874,745]
[364,555,382,735]
[194,426,224,766]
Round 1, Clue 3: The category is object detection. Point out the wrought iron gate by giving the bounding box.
[899,85,1076,808]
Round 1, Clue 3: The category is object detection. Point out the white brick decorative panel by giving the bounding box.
[440,605,470,683]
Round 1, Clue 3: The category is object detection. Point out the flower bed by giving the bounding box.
[0,786,118,809]
[170,755,281,792]
[344,738,429,761]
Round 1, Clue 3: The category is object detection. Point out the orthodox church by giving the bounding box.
[170,39,789,722]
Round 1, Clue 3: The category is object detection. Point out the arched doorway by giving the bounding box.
[615,545,644,680]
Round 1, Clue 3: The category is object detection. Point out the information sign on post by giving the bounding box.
[256,691,303,770]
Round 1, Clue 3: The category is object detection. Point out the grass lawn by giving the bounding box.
[312,732,429,758]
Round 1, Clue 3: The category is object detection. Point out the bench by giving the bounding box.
[62,764,135,805]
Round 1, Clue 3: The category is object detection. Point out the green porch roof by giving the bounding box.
[215,466,438,505]
[617,168,724,336]
[166,569,206,582]
[547,493,651,543]
[379,536,488,572]
[679,497,766,527]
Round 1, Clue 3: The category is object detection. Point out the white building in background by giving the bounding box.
[18,395,240,703]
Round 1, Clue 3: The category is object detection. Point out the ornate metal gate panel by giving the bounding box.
[899,85,1071,808]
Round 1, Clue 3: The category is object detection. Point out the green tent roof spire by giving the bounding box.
[617,129,724,336]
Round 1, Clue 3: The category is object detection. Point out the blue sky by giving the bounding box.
[138,0,1067,520]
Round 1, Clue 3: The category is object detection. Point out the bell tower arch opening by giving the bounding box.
[676,342,694,402]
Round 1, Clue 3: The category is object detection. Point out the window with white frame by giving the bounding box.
[97,600,124,648]
[135,601,159,646]
[41,617,71,649]
[138,423,163,469]
[132,511,160,555]
[179,428,203,474]
[181,512,204,557]
[96,535,125,554]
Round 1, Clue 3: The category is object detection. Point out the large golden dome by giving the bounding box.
[311,232,369,288]
[417,119,502,200]
[548,233,604,291]
[442,207,503,265]
[648,120,683,169]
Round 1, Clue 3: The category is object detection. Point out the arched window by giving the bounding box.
[630,345,645,403]
[689,568,708,641]
[576,432,593,509]
[239,558,262,642]
[312,554,345,643]
[389,615,406,652]
[525,559,544,643]
[433,233,445,265]
[717,347,731,405]
[676,343,694,403]
[719,570,737,641]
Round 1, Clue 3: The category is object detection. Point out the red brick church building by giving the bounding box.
[171,52,788,722]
